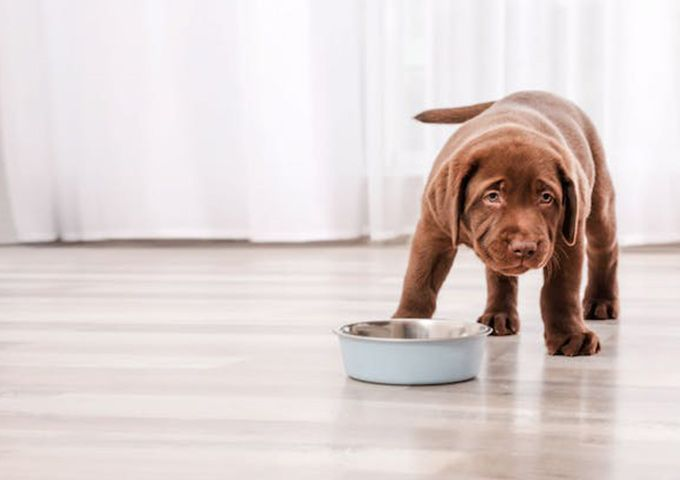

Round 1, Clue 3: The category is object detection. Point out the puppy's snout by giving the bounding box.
[509,240,537,259]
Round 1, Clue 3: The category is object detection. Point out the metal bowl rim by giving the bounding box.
[333,318,493,343]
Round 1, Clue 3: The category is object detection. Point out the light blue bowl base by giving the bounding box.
[339,336,485,386]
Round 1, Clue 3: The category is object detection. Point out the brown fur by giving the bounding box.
[394,91,619,356]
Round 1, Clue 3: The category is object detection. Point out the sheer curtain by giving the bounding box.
[0,0,678,244]
[0,0,366,242]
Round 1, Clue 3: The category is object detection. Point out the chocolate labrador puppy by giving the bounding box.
[394,91,618,356]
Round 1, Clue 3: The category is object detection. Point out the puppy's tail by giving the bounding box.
[414,101,495,124]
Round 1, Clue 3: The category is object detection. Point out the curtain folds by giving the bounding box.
[0,0,678,244]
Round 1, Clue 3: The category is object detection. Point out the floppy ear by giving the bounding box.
[560,175,579,246]
[424,160,476,242]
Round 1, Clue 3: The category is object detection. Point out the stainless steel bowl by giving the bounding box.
[334,319,492,385]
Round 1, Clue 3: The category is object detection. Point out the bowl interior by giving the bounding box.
[337,319,491,341]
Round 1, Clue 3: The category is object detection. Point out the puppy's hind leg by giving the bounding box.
[478,268,519,335]
[583,131,619,320]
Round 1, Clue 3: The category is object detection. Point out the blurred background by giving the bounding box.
[0,0,678,245]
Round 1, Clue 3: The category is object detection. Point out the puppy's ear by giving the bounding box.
[560,175,579,246]
[552,146,588,247]
[424,160,476,242]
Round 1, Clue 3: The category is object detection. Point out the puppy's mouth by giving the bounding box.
[494,262,531,276]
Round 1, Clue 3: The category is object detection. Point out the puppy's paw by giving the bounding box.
[477,310,520,336]
[582,297,619,320]
[546,330,601,356]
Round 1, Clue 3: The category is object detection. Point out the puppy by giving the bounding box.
[394,91,618,356]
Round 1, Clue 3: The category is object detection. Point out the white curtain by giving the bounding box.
[0,0,679,244]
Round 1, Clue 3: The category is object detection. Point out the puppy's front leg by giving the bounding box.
[478,268,519,335]
[394,220,455,318]
[541,237,600,356]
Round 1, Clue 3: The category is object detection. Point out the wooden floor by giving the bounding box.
[0,241,679,479]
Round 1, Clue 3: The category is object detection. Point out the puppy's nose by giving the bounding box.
[510,240,537,259]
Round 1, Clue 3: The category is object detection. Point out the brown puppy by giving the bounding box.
[394,91,618,356]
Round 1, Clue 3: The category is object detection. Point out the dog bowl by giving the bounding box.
[334,319,492,385]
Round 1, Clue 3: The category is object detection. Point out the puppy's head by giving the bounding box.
[425,130,581,276]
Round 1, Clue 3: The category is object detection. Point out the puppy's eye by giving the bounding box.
[540,192,554,204]
[484,191,501,203]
